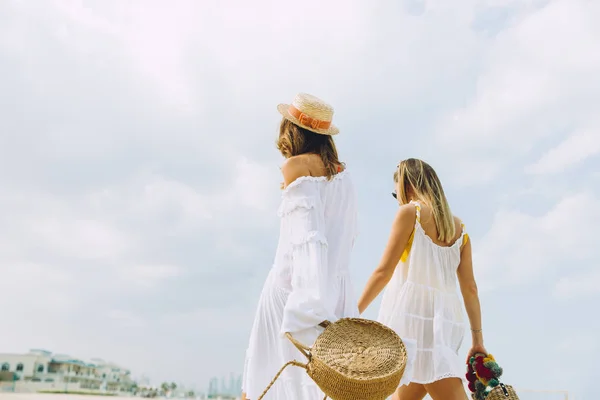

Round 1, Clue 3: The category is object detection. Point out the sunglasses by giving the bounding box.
[392,163,402,200]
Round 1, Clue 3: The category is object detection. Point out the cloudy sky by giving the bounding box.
[1,0,598,398]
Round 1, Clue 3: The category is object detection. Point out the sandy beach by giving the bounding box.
[0,395,240,400]
[0,395,135,400]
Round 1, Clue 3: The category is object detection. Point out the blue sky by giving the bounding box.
[0,0,598,398]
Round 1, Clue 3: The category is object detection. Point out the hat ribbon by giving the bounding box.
[288,105,332,130]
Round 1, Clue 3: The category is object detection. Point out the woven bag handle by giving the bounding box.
[284,332,311,359]
[255,359,327,400]
[256,323,332,400]
[284,321,330,359]
[256,360,307,400]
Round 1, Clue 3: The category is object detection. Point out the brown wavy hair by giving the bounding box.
[394,158,455,243]
[276,118,342,179]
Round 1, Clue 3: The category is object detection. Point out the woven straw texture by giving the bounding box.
[484,383,520,400]
[258,317,407,400]
[277,93,339,135]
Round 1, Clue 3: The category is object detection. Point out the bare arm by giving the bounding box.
[358,204,416,314]
[457,238,486,356]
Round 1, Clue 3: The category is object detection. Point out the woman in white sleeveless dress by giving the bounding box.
[241,93,359,400]
[358,158,486,400]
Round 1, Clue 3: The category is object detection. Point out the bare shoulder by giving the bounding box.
[281,155,311,186]
[453,214,469,247]
[453,215,464,231]
[393,203,418,230]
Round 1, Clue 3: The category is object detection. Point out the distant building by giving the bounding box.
[206,374,241,399]
[0,349,136,393]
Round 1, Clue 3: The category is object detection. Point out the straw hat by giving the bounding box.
[277,93,339,135]
[257,318,408,400]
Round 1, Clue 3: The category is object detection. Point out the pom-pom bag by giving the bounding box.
[466,353,519,400]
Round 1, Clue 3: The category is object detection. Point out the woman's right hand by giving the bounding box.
[466,343,488,364]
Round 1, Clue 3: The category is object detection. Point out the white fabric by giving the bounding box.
[242,170,359,400]
[378,201,468,385]
[397,338,418,387]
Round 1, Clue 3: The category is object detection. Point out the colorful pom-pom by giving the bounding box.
[483,354,495,363]
[474,364,495,380]
[473,358,485,371]
[490,364,503,378]
[466,353,506,398]
[475,380,486,391]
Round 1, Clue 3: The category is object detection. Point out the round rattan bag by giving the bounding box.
[257,318,408,400]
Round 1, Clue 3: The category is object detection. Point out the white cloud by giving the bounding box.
[474,192,600,289]
[0,190,134,262]
[554,269,600,299]
[106,309,146,328]
[31,217,132,261]
[434,0,600,185]
[139,178,214,221]
[85,159,279,233]
[224,158,280,214]
[558,333,599,354]
[525,129,600,175]
[42,0,376,117]
[117,264,183,289]
[0,262,75,314]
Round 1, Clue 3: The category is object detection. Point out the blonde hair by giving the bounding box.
[394,158,455,243]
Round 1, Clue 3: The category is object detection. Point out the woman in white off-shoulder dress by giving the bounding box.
[358,159,486,400]
[241,93,359,400]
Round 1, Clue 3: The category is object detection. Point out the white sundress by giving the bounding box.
[378,201,469,385]
[242,169,359,400]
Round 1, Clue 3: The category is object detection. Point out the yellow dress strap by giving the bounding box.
[400,202,421,262]
[460,222,469,249]
[413,201,421,223]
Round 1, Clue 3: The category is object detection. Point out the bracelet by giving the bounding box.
[471,328,482,333]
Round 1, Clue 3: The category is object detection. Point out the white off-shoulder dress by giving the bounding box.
[378,201,469,385]
[242,170,359,400]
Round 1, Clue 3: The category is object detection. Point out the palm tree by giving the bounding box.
[161,382,169,396]
[170,382,177,392]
